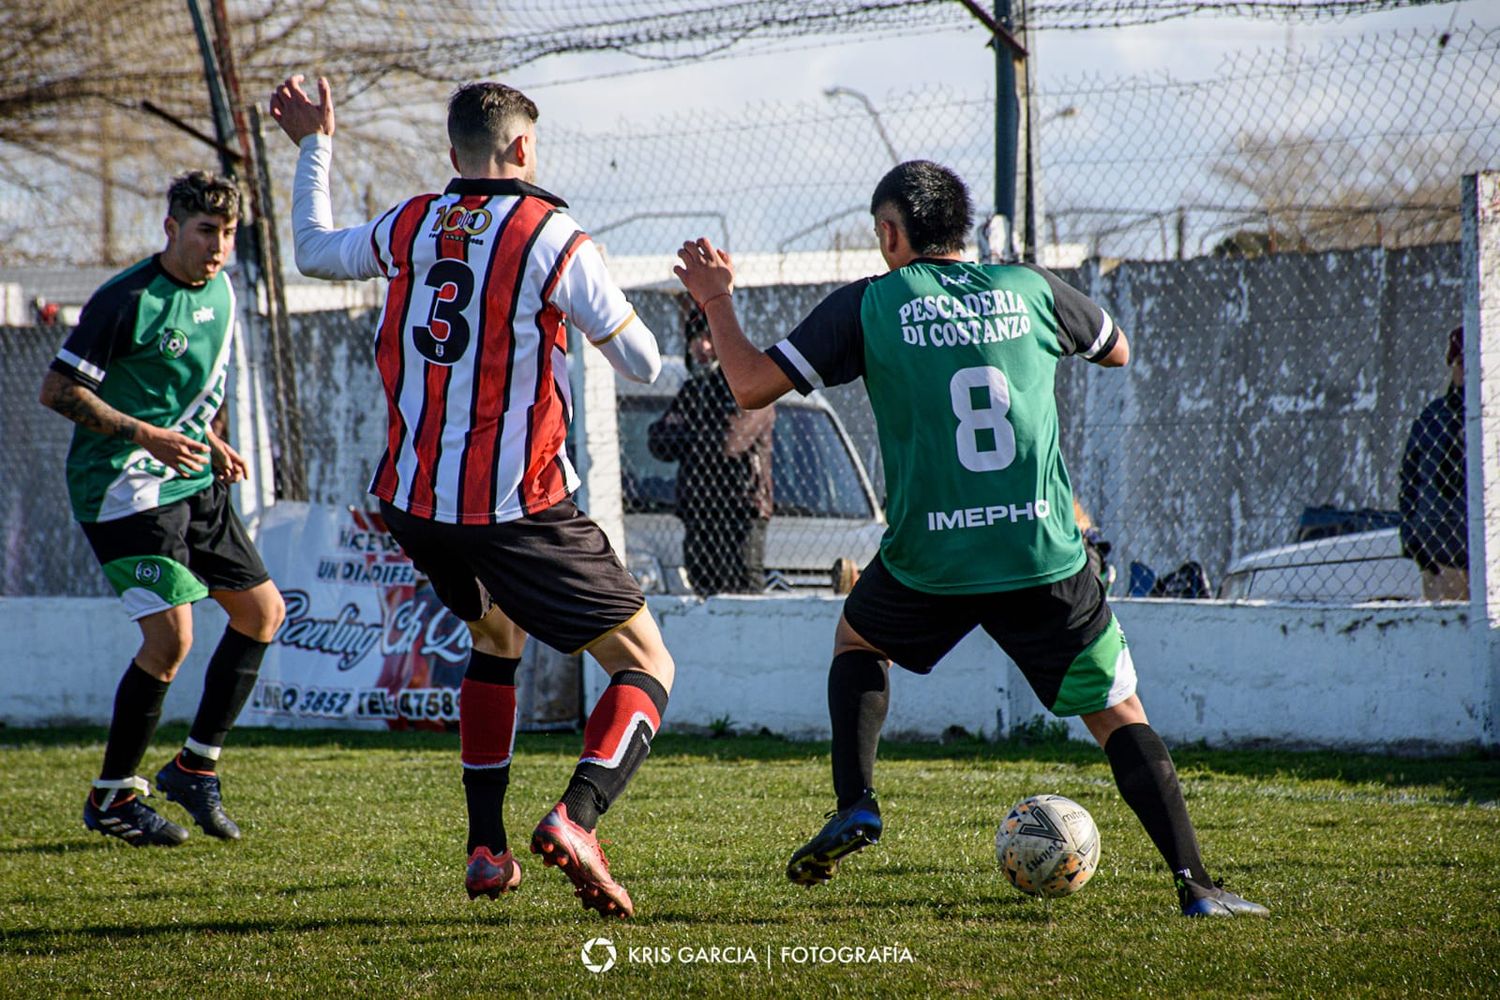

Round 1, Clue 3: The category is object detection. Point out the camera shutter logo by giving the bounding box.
[134,561,162,585]
[580,937,617,974]
[158,328,190,359]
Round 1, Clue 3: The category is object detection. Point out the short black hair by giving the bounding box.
[167,171,239,223]
[869,160,972,256]
[448,82,539,165]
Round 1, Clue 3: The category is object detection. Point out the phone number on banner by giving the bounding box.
[252,683,461,722]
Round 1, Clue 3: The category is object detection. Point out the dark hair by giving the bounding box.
[167,171,239,223]
[869,160,972,256]
[448,82,539,164]
[1447,325,1464,366]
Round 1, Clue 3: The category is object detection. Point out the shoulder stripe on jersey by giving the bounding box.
[372,194,439,502]
[369,203,402,277]
[590,308,637,347]
[1080,310,1115,360]
[55,348,106,383]
[772,339,823,390]
[460,197,557,522]
[541,230,588,306]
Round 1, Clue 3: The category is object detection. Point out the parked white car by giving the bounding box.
[1218,527,1423,602]
[617,359,885,594]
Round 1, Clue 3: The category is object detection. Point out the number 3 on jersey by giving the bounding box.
[950,366,1016,472]
[412,259,474,364]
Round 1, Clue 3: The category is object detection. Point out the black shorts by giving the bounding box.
[80,480,271,621]
[379,498,645,655]
[842,555,1137,717]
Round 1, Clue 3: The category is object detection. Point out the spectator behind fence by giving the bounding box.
[648,301,775,595]
[1399,324,1468,601]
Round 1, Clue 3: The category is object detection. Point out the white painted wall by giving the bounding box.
[0,593,1491,751]
[574,595,1494,752]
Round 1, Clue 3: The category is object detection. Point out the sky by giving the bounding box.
[507,1,1498,136]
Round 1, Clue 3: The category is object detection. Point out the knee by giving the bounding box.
[138,634,192,680]
[236,589,286,642]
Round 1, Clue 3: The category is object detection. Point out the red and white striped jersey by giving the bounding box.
[291,136,660,524]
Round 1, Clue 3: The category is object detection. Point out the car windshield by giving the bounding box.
[618,397,872,519]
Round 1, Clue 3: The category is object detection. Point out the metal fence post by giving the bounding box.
[1460,170,1500,747]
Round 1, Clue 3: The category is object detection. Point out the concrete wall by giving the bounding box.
[3,592,1488,751]
[579,595,1489,752]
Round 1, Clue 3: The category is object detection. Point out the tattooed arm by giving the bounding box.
[40,370,210,474]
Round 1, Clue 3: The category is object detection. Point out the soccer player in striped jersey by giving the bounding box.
[40,172,286,847]
[674,161,1267,918]
[272,75,672,919]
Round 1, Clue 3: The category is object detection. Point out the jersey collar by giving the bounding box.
[443,177,568,208]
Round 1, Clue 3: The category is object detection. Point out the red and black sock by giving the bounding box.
[96,661,171,801]
[828,650,889,810]
[460,651,520,855]
[559,671,668,831]
[183,627,270,772]
[1104,722,1213,898]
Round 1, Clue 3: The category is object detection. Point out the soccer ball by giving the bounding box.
[995,794,1100,898]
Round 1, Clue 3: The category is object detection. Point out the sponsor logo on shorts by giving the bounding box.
[158,328,189,359]
[134,561,162,585]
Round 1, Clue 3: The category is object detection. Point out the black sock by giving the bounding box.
[462,651,521,855]
[828,651,889,810]
[561,671,669,831]
[186,627,270,770]
[98,662,171,788]
[464,767,512,855]
[1104,723,1212,896]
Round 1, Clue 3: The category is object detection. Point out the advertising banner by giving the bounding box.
[244,502,473,729]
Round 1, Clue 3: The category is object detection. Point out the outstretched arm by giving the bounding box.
[270,74,382,281]
[674,238,792,410]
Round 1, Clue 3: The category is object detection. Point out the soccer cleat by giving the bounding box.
[529,804,634,919]
[155,756,241,840]
[83,780,189,847]
[465,846,522,900]
[1179,878,1270,918]
[786,791,882,887]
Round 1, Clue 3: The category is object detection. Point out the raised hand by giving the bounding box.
[269,74,336,144]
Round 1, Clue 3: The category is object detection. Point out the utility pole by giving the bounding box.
[956,1,1028,262]
[185,0,307,506]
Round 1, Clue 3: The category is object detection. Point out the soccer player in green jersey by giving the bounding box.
[674,160,1267,918]
[39,172,285,847]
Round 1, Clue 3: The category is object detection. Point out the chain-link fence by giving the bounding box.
[2,10,1495,605]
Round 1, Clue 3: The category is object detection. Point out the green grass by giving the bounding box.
[2,726,1497,999]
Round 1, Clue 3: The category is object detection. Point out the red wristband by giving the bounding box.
[700,291,732,310]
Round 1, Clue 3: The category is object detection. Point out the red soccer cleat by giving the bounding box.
[465,846,522,900]
[529,804,634,919]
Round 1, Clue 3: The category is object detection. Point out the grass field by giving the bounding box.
[1,725,1497,999]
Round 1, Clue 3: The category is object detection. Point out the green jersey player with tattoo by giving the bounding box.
[40,172,285,848]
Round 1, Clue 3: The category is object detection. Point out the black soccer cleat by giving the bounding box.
[1179,877,1270,918]
[787,791,882,886]
[155,756,241,840]
[83,785,189,847]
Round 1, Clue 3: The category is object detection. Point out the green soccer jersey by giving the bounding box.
[50,255,236,523]
[768,259,1119,594]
